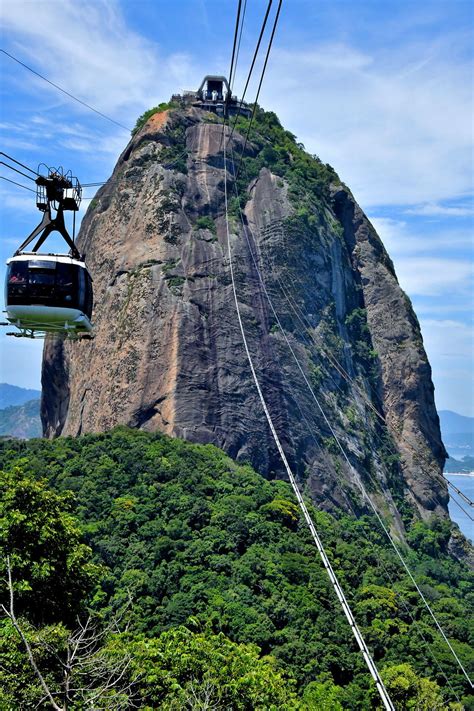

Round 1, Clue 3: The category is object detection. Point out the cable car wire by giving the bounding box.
[448,489,474,522]
[0,161,37,183]
[230,0,248,92]
[0,152,38,176]
[222,128,395,711]
[227,0,273,147]
[0,176,35,193]
[233,0,282,183]
[446,477,474,507]
[0,48,132,133]
[228,1,243,95]
[249,224,460,518]
[226,140,473,688]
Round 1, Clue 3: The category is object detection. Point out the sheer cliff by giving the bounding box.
[41,104,448,528]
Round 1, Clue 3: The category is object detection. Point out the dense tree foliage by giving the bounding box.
[0,429,472,708]
[0,466,99,625]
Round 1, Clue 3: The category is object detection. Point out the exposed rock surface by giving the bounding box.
[41,105,449,530]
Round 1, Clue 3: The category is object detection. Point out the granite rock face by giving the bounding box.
[41,106,448,529]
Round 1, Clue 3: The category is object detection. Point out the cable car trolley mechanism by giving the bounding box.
[3,166,93,339]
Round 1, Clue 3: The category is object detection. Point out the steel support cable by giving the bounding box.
[254,228,458,517]
[276,271,471,517]
[228,0,243,97]
[227,178,467,518]
[222,130,395,711]
[229,0,248,92]
[259,254,470,538]
[227,182,461,704]
[226,0,274,147]
[0,176,35,193]
[233,0,282,184]
[1,49,132,133]
[225,169,473,688]
[369,544,462,704]
[446,478,474,508]
[0,151,38,176]
[0,161,37,183]
[448,488,474,522]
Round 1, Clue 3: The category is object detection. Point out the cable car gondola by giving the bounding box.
[3,166,93,339]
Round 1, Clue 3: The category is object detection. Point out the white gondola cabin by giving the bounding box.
[5,253,93,337]
[2,165,94,339]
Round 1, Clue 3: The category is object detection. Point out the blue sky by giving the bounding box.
[0,0,472,415]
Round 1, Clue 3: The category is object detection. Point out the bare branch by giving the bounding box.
[3,556,63,711]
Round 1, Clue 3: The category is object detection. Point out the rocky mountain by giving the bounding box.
[41,101,448,530]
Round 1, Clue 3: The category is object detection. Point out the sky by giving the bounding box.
[0,0,472,415]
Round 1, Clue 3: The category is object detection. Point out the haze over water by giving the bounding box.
[445,474,473,542]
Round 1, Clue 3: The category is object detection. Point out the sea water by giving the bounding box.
[445,474,473,542]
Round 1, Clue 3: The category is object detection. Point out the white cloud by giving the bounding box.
[1,0,200,125]
[420,318,474,415]
[406,202,474,217]
[395,257,473,296]
[421,318,473,353]
[370,216,473,256]
[262,39,473,208]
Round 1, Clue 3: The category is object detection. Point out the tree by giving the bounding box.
[110,625,299,709]
[0,467,99,625]
[373,663,463,710]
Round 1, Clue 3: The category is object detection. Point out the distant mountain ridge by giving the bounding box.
[438,410,474,435]
[438,410,474,463]
[0,383,41,409]
[0,399,41,439]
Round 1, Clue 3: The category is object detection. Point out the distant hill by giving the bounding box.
[0,383,41,409]
[439,410,474,435]
[0,399,41,439]
[438,410,474,461]
[444,455,474,474]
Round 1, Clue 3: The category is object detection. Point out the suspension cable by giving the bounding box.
[223,126,395,711]
[0,151,38,176]
[233,0,282,183]
[228,0,243,96]
[226,145,473,689]
[0,176,35,193]
[227,0,273,146]
[1,49,132,133]
[448,488,474,522]
[446,478,474,508]
[0,161,37,183]
[229,0,248,91]
[246,204,463,517]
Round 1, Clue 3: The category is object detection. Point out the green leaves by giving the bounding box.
[0,467,100,625]
[110,625,299,709]
[1,429,473,706]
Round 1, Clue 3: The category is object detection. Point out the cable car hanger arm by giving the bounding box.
[15,205,81,260]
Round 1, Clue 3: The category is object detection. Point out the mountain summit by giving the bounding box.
[41,98,448,528]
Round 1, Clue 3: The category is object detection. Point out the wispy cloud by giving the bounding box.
[262,36,472,208]
[395,257,473,296]
[419,318,474,413]
[405,202,474,217]
[370,216,473,255]
[1,0,200,125]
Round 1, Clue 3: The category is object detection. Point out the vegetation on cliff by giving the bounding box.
[0,429,472,708]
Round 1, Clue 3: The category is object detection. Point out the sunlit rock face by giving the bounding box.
[41,104,448,528]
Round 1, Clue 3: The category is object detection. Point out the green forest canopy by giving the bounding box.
[0,428,472,708]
